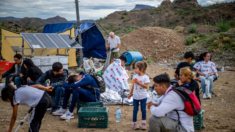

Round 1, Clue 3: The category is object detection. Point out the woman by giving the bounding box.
[193,52,218,99]
[1,84,51,132]
[20,59,43,85]
[178,67,201,104]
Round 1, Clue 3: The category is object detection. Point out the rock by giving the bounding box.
[225,82,229,84]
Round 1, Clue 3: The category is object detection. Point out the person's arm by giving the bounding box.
[115,44,121,49]
[128,85,134,99]
[174,73,179,80]
[150,94,179,117]
[36,72,47,85]
[21,69,30,81]
[68,76,91,89]
[197,69,206,76]
[7,104,18,132]
[50,71,68,88]
[30,84,52,91]
[133,77,149,89]
[2,64,16,78]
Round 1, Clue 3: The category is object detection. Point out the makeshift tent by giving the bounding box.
[1,28,77,67]
[43,23,74,33]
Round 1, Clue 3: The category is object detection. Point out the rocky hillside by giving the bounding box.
[132,4,155,11]
[0,17,21,22]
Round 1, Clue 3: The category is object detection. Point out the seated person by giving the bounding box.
[20,59,44,85]
[178,67,201,104]
[174,51,195,80]
[193,52,218,99]
[148,74,194,132]
[36,62,68,112]
[52,70,100,120]
[0,54,27,88]
[119,55,127,69]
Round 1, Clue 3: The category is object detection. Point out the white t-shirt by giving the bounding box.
[132,74,150,100]
[13,86,44,107]
[108,36,121,52]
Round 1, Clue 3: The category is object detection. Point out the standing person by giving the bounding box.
[107,32,121,63]
[193,52,218,99]
[148,74,194,132]
[1,84,51,132]
[128,61,150,130]
[36,62,68,112]
[174,51,195,80]
[21,59,44,85]
[178,67,201,104]
[0,54,27,88]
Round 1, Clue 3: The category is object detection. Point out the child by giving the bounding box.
[128,61,150,130]
[1,84,51,132]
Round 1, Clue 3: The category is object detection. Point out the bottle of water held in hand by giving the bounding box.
[66,111,70,122]
[116,107,121,122]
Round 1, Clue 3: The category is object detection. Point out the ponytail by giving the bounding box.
[136,61,148,73]
[180,67,194,80]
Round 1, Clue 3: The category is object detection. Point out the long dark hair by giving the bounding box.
[1,84,16,107]
[199,52,209,61]
[24,59,43,74]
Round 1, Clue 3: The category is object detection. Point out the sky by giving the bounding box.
[0,0,234,21]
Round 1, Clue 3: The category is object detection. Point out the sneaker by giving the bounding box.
[202,93,207,99]
[141,122,147,130]
[60,111,74,120]
[53,108,66,116]
[207,93,211,99]
[47,107,52,111]
[133,122,140,130]
[51,106,60,113]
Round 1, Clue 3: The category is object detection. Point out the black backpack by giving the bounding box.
[86,72,106,93]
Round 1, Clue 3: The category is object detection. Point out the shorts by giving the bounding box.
[110,51,120,60]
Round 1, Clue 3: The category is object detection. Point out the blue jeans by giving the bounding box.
[133,98,147,122]
[5,75,22,88]
[62,88,96,113]
[47,87,64,107]
[199,76,214,93]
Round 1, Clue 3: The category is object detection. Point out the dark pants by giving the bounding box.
[5,75,22,88]
[29,92,50,132]
[47,87,64,107]
[62,88,97,113]
[133,98,147,122]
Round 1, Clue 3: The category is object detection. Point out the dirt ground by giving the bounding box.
[0,65,235,132]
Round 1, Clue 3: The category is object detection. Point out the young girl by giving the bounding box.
[128,61,150,130]
[1,84,51,132]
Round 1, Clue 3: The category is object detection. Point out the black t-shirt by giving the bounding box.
[175,62,191,77]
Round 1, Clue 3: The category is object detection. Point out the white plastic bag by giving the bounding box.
[205,79,210,96]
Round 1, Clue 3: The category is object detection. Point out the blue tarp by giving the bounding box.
[43,23,74,33]
[42,22,107,59]
[81,23,107,59]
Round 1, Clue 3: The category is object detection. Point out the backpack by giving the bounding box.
[168,86,201,116]
[86,72,106,93]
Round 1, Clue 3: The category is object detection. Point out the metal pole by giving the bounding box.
[21,39,24,56]
[75,0,83,67]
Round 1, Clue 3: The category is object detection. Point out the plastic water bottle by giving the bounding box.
[221,67,224,72]
[66,111,70,122]
[116,107,121,122]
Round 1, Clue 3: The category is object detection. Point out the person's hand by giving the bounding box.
[128,94,132,99]
[46,86,52,91]
[19,73,23,77]
[27,77,31,81]
[147,101,157,109]
[177,80,183,86]
[9,77,13,82]
[77,87,80,89]
[111,48,115,51]
[132,78,139,84]
[203,74,207,77]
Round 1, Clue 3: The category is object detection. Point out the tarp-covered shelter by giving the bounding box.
[44,22,107,59]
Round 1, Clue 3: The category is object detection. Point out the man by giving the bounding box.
[148,74,194,132]
[174,51,195,80]
[107,32,121,63]
[52,70,100,120]
[0,54,26,88]
[36,62,68,112]
[119,55,127,69]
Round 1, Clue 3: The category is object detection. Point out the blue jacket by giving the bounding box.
[63,72,100,100]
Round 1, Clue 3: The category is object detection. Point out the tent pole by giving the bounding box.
[75,0,83,67]
[97,23,109,36]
